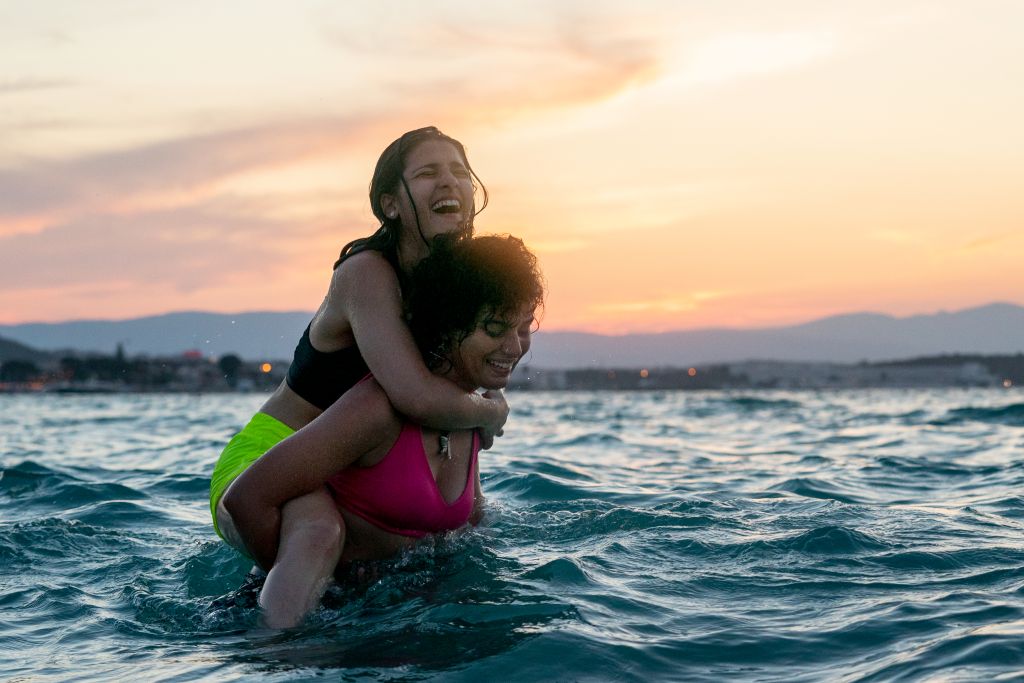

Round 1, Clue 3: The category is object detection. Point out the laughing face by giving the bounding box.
[381,139,476,250]
[449,305,537,391]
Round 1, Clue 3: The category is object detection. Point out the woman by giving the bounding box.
[209,128,508,570]
[224,233,544,627]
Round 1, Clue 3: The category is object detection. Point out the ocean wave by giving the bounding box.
[852,603,1024,680]
[867,456,1003,479]
[930,402,1024,426]
[546,432,626,448]
[2,518,119,567]
[768,477,869,504]
[138,473,213,497]
[725,395,804,411]
[865,548,1024,572]
[773,525,891,554]
[712,525,892,559]
[519,557,592,585]
[505,504,721,545]
[6,390,1024,680]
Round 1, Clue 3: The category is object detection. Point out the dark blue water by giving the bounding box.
[2,390,1024,681]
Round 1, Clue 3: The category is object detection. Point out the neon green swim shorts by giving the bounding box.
[209,412,295,538]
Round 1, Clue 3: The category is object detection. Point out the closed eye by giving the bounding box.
[483,320,510,338]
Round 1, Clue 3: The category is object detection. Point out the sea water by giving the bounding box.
[2,389,1023,681]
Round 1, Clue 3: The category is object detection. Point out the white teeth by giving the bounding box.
[488,360,513,370]
[431,198,461,211]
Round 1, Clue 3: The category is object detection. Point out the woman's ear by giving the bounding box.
[380,193,398,220]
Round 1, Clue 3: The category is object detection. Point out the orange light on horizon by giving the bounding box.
[688,367,697,377]
[261,363,273,373]
[640,369,649,378]
[1005,379,1014,388]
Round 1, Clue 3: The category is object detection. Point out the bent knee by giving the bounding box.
[285,510,345,557]
[215,499,248,553]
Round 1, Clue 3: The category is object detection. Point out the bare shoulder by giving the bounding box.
[317,251,398,340]
[333,250,398,289]
[331,251,404,333]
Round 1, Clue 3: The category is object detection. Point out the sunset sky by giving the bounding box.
[2,1,1022,334]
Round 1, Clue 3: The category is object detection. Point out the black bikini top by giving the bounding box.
[285,324,369,410]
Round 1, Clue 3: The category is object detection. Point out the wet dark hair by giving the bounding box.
[333,126,488,270]
[405,233,545,370]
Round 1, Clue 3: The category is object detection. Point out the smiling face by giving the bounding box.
[380,139,476,259]
[405,233,545,389]
[447,305,537,391]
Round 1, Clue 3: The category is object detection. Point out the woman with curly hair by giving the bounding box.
[223,233,544,627]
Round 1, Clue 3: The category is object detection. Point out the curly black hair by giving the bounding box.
[405,233,545,370]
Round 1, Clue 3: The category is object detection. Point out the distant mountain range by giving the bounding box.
[1,303,1022,368]
[0,335,53,364]
[0,311,312,363]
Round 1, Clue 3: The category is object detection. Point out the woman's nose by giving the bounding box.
[518,329,531,357]
[501,331,522,356]
[437,167,456,187]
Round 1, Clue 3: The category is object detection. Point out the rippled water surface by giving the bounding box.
[3,390,1024,681]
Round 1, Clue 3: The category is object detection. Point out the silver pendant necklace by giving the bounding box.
[439,432,451,459]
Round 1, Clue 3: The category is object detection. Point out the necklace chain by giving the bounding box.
[438,431,451,460]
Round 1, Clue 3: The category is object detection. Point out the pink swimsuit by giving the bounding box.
[326,422,479,538]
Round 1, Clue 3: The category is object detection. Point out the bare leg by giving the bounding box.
[256,489,344,628]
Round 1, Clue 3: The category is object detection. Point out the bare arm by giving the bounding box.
[335,252,508,436]
[223,381,398,568]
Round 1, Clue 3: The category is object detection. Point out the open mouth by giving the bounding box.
[431,198,462,214]
[487,359,515,373]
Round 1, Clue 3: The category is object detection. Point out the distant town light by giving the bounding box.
[261,363,273,373]
[688,367,697,377]
[1005,379,1014,388]
[640,369,649,378]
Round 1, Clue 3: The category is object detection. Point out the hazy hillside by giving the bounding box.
[0,335,53,364]
[525,303,1024,368]
[0,311,313,361]
[2,303,1022,367]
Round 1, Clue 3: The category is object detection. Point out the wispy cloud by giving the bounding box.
[318,3,664,116]
[0,77,76,94]
[961,231,1020,251]
[0,198,314,291]
[4,117,82,131]
[0,115,385,225]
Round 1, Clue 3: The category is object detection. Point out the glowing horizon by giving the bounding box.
[2,1,1023,333]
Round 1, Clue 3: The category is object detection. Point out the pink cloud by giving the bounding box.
[0,115,386,222]
[0,199,323,291]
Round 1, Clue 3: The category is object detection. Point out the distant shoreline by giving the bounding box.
[2,352,1020,394]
